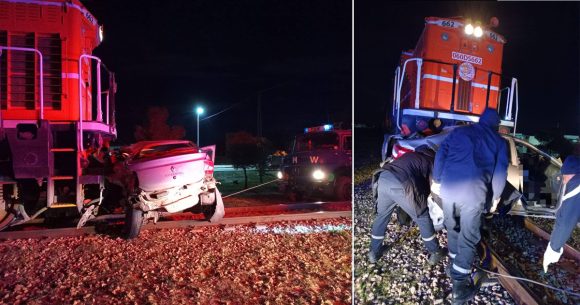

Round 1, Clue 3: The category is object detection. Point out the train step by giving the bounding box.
[49,203,77,208]
[48,121,76,125]
[51,176,75,180]
[50,148,75,152]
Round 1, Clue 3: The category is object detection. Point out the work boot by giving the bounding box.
[428,247,447,265]
[368,251,380,264]
[452,279,477,305]
[445,259,453,277]
[368,245,388,264]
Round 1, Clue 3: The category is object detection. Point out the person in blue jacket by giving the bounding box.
[431,108,508,304]
[543,154,580,272]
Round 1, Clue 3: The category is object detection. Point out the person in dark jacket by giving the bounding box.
[431,108,508,304]
[369,145,447,264]
[543,154,580,272]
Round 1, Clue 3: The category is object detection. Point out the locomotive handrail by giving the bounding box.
[395,57,423,131]
[392,56,518,133]
[392,66,400,118]
[511,78,519,135]
[78,54,112,151]
[498,87,511,119]
[421,58,503,77]
[0,46,44,120]
[418,59,511,118]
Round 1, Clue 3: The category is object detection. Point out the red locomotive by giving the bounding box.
[0,0,116,229]
[390,16,519,136]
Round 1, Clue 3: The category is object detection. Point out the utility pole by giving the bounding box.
[257,93,262,138]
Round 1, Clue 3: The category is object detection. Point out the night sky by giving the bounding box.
[82,0,351,150]
[356,1,579,136]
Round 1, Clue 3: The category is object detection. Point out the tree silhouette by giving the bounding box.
[226,131,261,189]
[134,106,186,141]
[256,136,273,183]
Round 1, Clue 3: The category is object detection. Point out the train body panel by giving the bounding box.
[0,0,105,122]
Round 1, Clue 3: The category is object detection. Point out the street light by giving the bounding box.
[196,106,204,146]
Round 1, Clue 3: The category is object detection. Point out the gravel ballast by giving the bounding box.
[0,219,352,305]
[354,181,516,305]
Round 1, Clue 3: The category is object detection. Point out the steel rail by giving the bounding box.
[0,211,351,240]
[482,218,579,305]
[5,201,352,225]
[523,218,580,263]
[483,241,542,305]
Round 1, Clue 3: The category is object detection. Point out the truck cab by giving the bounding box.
[278,125,352,201]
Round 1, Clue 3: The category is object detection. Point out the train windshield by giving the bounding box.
[295,132,339,152]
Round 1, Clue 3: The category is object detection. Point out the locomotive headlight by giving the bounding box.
[464,24,474,35]
[474,26,483,38]
[312,169,326,180]
[276,171,283,179]
[99,25,104,42]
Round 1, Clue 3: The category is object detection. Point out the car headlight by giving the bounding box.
[474,26,483,38]
[276,171,283,179]
[312,169,326,180]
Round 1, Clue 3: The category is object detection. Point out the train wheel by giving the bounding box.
[123,207,144,239]
[335,176,352,201]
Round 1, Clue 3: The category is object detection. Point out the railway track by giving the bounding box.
[483,216,580,305]
[0,202,352,240]
[484,243,543,305]
[5,201,351,224]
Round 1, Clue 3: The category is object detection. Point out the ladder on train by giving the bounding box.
[47,121,103,212]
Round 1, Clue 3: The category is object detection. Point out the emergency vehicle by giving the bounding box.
[278,124,351,201]
[0,0,117,231]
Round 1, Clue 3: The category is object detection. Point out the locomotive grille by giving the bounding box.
[456,78,472,112]
[0,31,62,110]
[0,31,6,109]
[8,32,35,109]
[38,34,62,110]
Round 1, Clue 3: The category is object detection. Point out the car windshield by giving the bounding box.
[295,132,339,152]
[513,139,562,209]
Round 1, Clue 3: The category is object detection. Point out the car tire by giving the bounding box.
[123,206,144,239]
[203,203,217,220]
[335,176,352,201]
[287,190,303,202]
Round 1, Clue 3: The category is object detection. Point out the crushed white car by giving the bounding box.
[383,128,565,220]
[123,141,224,238]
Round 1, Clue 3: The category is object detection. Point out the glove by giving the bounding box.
[543,242,563,272]
[431,182,441,197]
[427,195,444,231]
[490,197,501,214]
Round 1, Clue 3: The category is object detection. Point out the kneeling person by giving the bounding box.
[369,145,446,264]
